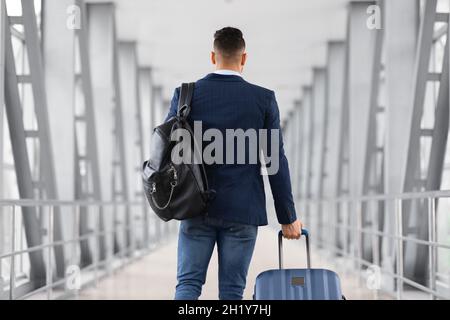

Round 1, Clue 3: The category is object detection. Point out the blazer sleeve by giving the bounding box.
[165,87,180,122]
[264,91,298,225]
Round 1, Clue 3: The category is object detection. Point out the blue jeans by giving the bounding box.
[175,216,258,300]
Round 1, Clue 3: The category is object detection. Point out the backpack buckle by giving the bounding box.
[177,104,190,120]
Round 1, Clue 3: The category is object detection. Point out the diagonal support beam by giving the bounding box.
[383,0,419,290]
[312,68,327,246]
[21,0,66,279]
[3,1,46,285]
[347,1,377,198]
[88,2,130,254]
[325,41,346,199]
[401,0,448,284]
[72,0,106,265]
[139,66,153,246]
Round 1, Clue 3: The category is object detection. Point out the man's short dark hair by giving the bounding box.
[214,27,246,58]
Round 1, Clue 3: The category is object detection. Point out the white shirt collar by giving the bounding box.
[213,69,242,77]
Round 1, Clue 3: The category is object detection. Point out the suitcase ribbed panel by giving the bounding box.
[254,269,342,300]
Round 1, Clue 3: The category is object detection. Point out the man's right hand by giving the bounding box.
[281,219,303,240]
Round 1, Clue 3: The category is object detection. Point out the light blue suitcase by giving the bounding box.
[254,229,345,300]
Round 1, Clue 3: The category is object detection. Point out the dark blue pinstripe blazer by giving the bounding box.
[166,73,297,226]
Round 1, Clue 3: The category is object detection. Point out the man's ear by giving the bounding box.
[211,51,216,65]
[241,53,247,66]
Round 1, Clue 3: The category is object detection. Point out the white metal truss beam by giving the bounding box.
[303,86,313,200]
[118,41,145,250]
[43,0,75,204]
[0,0,4,203]
[138,66,152,246]
[313,68,327,200]
[312,68,327,246]
[426,34,448,196]
[21,0,67,279]
[302,86,313,226]
[293,99,303,200]
[139,67,152,158]
[87,2,129,254]
[360,0,385,265]
[43,0,79,269]
[0,0,5,297]
[285,109,295,195]
[323,41,346,253]
[87,2,116,203]
[347,1,377,198]
[383,0,419,291]
[3,0,50,285]
[336,34,350,198]
[324,41,346,199]
[335,0,377,264]
[73,0,106,264]
[362,10,384,197]
[402,0,448,283]
[118,41,144,202]
[148,83,164,244]
[151,85,163,129]
[403,0,440,193]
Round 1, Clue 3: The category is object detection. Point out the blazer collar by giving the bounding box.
[202,73,245,82]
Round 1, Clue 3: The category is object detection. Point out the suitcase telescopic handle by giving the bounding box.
[278,229,311,270]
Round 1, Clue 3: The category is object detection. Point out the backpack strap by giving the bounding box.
[177,82,195,119]
[175,82,214,198]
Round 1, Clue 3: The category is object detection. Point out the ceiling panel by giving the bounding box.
[88,0,350,119]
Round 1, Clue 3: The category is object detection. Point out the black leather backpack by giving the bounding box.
[142,83,215,221]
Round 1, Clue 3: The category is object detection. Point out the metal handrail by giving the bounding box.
[0,199,142,206]
[321,244,450,300]
[299,189,450,203]
[297,192,450,300]
[0,200,176,300]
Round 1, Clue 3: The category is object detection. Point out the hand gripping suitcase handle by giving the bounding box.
[278,229,311,269]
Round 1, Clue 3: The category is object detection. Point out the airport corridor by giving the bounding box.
[1,0,450,301]
[78,227,387,300]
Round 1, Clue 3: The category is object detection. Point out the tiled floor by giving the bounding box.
[79,227,391,300]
